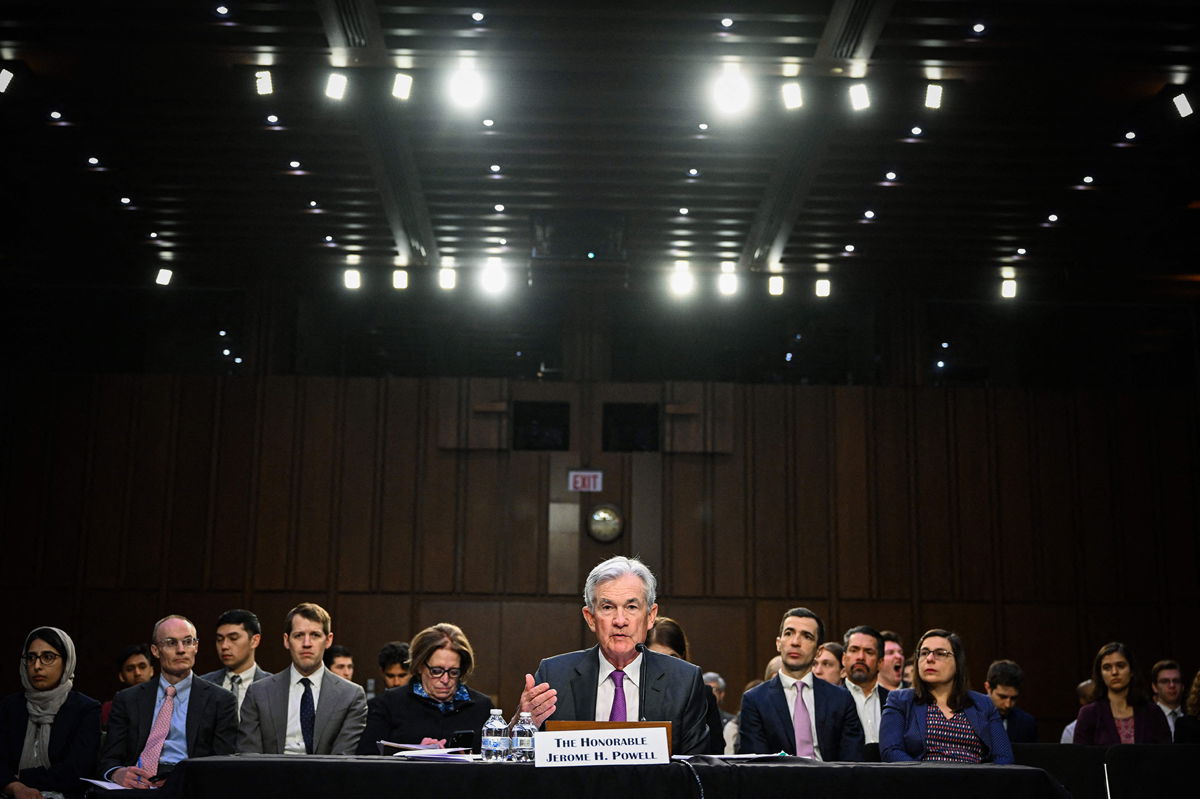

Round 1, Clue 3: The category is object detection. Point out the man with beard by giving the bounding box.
[842,625,889,759]
[878,631,906,691]
[737,608,863,760]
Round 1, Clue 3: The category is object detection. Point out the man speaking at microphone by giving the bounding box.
[517,556,710,755]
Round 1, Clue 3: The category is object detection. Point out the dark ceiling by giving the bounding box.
[1,1,1198,384]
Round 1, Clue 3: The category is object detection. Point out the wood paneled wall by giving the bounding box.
[2,375,1196,741]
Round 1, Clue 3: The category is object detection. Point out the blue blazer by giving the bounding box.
[879,688,1013,764]
[736,675,865,761]
[0,690,100,797]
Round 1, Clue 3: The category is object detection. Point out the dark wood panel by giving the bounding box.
[917,602,996,688]
[912,388,953,599]
[711,398,748,597]
[952,390,993,600]
[294,377,337,591]
[1153,392,1199,602]
[335,379,380,591]
[993,390,1037,601]
[1000,603,1081,733]
[378,379,421,593]
[666,600,754,702]
[834,387,870,600]
[44,378,92,590]
[1030,393,1077,601]
[254,377,298,591]
[505,453,546,593]
[1073,393,1114,602]
[171,376,218,591]
[498,600,587,714]
[83,376,135,589]
[749,388,790,596]
[792,388,831,598]
[124,377,174,589]
[462,452,505,594]
[333,593,413,688]
[1,378,50,587]
[210,377,256,592]
[417,449,461,593]
[871,389,912,600]
[665,455,707,597]
[1111,394,1159,602]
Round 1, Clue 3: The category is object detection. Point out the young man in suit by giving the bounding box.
[237,603,366,755]
[984,659,1037,744]
[517,556,711,755]
[200,609,272,720]
[737,608,865,760]
[100,615,237,788]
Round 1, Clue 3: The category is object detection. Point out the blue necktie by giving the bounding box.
[300,678,315,754]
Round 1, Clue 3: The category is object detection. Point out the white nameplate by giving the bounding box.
[534,726,669,767]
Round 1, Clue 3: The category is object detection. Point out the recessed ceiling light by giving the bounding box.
[234,357,243,364]
[289,160,300,169]
[471,11,484,22]
[1047,213,1058,222]
[120,197,131,205]
[392,73,413,100]
[324,235,334,242]
[149,232,158,239]
[863,210,875,219]
[815,278,831,297]
[266,114,279,124]
[219,330,227,336]
[448,60,485,108]
[1001,266,1016,279]
[393,270,409,290]
[925,83,943,109]
[309,200,318,207]
[910,126,922,136]
[1001,279,1018,299]
[222,348,231,356]
[768,276,784,296]
[885,171,897,181]
[936,360,945,368]
[325,72,348,100]
[87,156,99,165]
[941,342,949,349]
[972,23,986,34]
[1124,131,1136,140]
[499,238,507,245]
[679,207,689,215]
[49,111,62,120]
[1082,175,1094,184]
[494,204,505,212]
[482,118,494,127]
[698,122,709,131]
[216,6,230,16]
[490,164,501,173]
[155,269,173,286]
[1016,247,1026,255]
[849,83,870,110]
[711,63,752,115]
[345,253,361,265]
[255,70,273,96]
[439,268,457,290]
[687,168,700,177]
[844,244,855,252]
[781,81,803,110]
[718,273,738,295]
[0,69,14,94]
[1174,93,1194,118]
[720,17,733,28]
[343,269,362,290]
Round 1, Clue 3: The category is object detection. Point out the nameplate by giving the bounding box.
[534,726,669,767]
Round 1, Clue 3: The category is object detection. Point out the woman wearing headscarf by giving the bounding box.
[0,627,100,799]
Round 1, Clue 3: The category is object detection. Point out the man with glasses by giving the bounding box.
[1150,659,1185,740]
[237,602,366,755]
[517,556,711,754]
[100,615,237,788]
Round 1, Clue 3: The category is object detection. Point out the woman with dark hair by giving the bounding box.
[356,623,493,753]
[646,616,723,754]
[0,627,100,799]
[1174,669,1200,743]
[879,629,1012,764]
[1073,642,1170,745]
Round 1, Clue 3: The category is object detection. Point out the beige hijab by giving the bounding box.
[18,626,76,771]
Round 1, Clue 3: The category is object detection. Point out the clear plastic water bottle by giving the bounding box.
[481,709,510,762]
[509,711,537,762]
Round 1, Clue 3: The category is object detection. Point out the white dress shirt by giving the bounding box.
[778,671,823,760]
[222,663,258,719]
[847,680,882,744]
[595,650,642,723]
[285,664,325,754]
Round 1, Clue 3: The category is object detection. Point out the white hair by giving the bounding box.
[583,556,656,610]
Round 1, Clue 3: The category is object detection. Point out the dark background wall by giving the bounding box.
[2,375,1196,741]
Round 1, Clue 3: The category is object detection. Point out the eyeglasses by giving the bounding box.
[425,666,462,679]
[918,648,954,661]
[22,652,61,667]
[156,637,200,650]
[1156,677,1182,685]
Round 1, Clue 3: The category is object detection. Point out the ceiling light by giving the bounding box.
[216,5,229,16]
[494,204,505,212]
[768,276,784,296]
[289,160,300,169]
[1001,279,1017,298]
[1016,248,1026,255]
[720,17,733,28]
[325,73,347,100]
[718,273,738,295]
[885,171,897,181]
[393,269,409,290]
[345,253,361,265]
[972,23,986,34]
[254,70,272,95]
[324,235,334,242]
[480,261,508,295]
[679,207,689,215]
[849,83,870,110]
[669,262,694,297]
[155,269,173,286]
[687,167,700,177]
[439,268,457,290]
[441,255,456,267]
[234,357,243,364]
[482,118,494,127]
[1001,266,1016,279]
[392,72,413,100]
[266,114,279,124]
[490,164,501,173]
[1173,93,1193,118]
[49,111,62,120]
[941,342,949,349]
[472,11,484,22]
[936,360,945,368]
[218,330,227,336]
[698,122,709,131]
[843,244,855,253]
[1082,175,1094,184]
[448,60,485,108]
[149,232,158,239]
[910,126,922,136]
[87,156,99,165]
[343,269,361,289]
[120,197,131,205]
[925,83,943,109]
[1124,131,1136,140]
[1047,213,1058,222]
[864,210,875,219]
[781,81,803,110]
[712,63,752,115]
[309,200,318,208]
[0,69,14,93]
[815,262,830,273]
[222,348,231,356]
[815,278,831,297]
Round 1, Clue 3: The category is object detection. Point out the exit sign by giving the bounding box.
[568,470,603,492]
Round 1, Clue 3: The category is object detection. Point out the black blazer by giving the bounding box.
[0,690,100,797]
[356,683,493,754]
[1004,705,1038,743]
[737,675,865,761]
[99,675,237,776]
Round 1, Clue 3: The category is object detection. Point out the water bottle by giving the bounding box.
[481,709,510,762]
[509,711,537,762]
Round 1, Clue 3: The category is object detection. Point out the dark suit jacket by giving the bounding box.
[1003,704,1038,743]
[1073,699,1171,745]
[0,690,100,796]
[99,675,237,776]
[199,665,272,686]
[533,645,710,755]
[879,688,1013,764]
[737,675,865,761]
[237,667,367,755]
[356,683,493,754]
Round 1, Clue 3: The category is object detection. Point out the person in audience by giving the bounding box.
[1149,659,1185,741]
[1174,669,1200,743]
[842,625,889,759]
[902,660,915,686]
[517,556,711,755]
[703,671,735,727]
[646,616,725,754]
[723,679,763,754]
[737,608,864,760]
[200,609,271,721]
[238,603,366,755]
[101,644,153,730]
[1073,642,1169,745]
[879,628,1013,764]
[357,623,492,752]
[764,655,783,682]
[813,642,845,686]
[879,631,906,691]
[100,615,237,787]
[984,659,1037,743]
[377,642,411,689]
[1,627,100,799]
[1059,679,1092,743]
[324,645,355,681]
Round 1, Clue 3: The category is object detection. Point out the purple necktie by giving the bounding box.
[793,680,814,757]
[608,670,627,722]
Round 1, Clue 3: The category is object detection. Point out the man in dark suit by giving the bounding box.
[237,602,366,755]
[199,609,272,721]
[518,556,710,755]
[737,608,864,760]
[100,615,237,788]
[984,659,1037,743]
[842,625,889,760]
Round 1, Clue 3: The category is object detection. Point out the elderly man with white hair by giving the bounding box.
[518,556,710,754]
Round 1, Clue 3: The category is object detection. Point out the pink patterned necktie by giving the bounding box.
[793,680,815,757]
[608,670,627,722]
[139,684,176,771]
